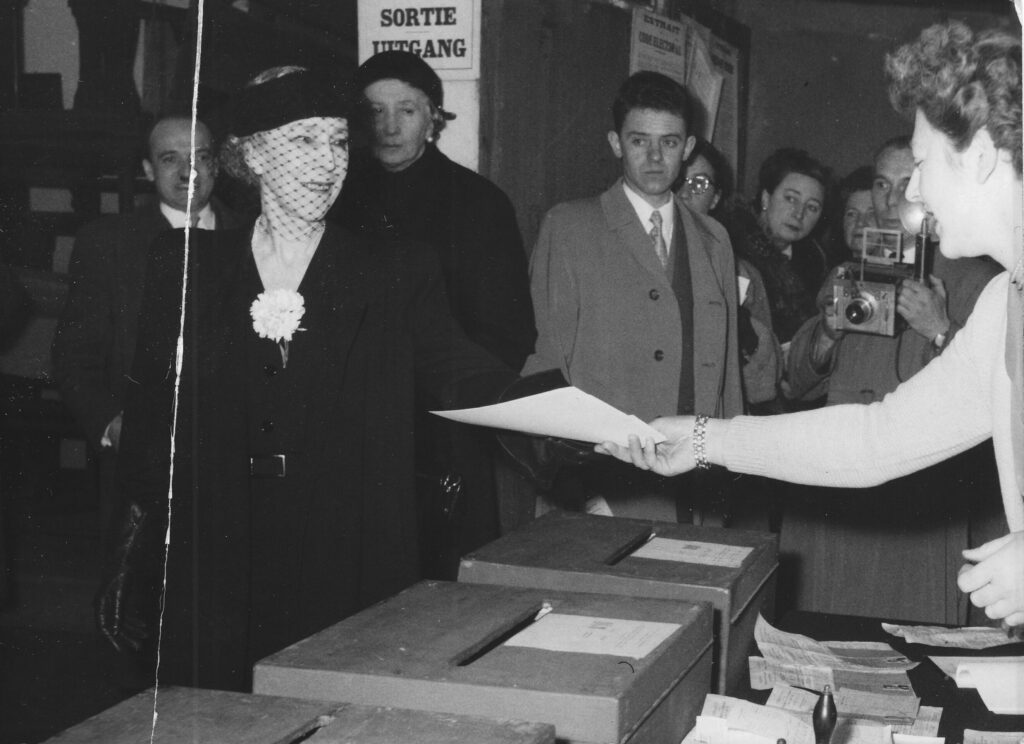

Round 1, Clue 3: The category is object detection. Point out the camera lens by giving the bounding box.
[845,296,874,325]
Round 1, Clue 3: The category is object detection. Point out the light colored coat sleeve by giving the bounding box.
[721,274,1018,528]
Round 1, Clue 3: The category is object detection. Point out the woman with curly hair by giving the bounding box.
[599,20,1024,628]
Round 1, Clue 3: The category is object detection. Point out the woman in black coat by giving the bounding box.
[98,66,512,691]
[330,51,535,576]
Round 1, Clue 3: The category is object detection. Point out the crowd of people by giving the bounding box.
[0,17,1015,692]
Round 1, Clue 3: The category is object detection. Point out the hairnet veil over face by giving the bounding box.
[245,117,349,228]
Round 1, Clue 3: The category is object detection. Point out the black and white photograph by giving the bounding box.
[0,0,1021,741]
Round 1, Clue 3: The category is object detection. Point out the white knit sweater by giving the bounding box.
[721,273,1024,532]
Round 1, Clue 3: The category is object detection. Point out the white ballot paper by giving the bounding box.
[891,706,942,737]
[893,734,944,744]
[951,657,1024,714]
[963,729,1024,744]
[504,613,680,660]
[883,623,1018,650]
[832,718,893,744]
[631,538,753,568]
[766,683,819,713]
[699,694,814,744]
[431,386,666,447]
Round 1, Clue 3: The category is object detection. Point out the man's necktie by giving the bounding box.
[650,209,668,269]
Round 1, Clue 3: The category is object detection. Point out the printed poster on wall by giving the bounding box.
[357,0,481,80]
[629,7,725,144]
[628,7,687,87]
[707,33,741,186]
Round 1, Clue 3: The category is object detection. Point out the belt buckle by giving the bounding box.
[250,454,286,478]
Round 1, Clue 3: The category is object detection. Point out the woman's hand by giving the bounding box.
[594,416,697,476]
[957,532,1024,627]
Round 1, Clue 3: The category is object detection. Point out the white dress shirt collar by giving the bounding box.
[622,181,674,246]
[160,202,217,230]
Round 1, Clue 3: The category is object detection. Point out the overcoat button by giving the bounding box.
[654,349,664,361]
[649,289,660,300]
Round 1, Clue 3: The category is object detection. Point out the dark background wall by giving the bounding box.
[481,0,1017,249]
[718,0,1013,196]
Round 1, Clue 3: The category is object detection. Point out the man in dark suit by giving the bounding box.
[523,71,743,523]
[52,114,242,536]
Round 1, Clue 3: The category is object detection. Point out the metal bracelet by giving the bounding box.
[693,414,711,470]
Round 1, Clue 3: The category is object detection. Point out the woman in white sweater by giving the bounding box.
[599,20,1024,628]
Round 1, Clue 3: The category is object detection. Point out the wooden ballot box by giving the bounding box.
[254,581,713,744]
[43,686,556,744]
[457,510,778,694]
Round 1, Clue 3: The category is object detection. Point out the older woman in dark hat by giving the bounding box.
[97,66,513,691]
[331,51,536,576]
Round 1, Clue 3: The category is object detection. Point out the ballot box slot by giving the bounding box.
[287,714,337,743]
[454,603,550,667]
[603,528,655,566]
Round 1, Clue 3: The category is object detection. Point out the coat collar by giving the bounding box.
[599,179,728,289]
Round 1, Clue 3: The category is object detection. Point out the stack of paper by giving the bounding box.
[684,693,907,744]
[750,615,918,695]
[765,684,943,739]
[883,623,1018,650]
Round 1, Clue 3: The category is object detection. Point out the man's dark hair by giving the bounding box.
[872,134,911,165]
[611,71,691,133]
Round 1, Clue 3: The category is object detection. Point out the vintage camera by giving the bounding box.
[832,215,934,337]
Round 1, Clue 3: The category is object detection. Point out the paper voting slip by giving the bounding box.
[431,386,666,447]
[952,658,1024,714]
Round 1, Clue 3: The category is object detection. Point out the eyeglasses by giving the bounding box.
[682,174,716,195]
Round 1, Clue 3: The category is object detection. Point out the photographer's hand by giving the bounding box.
[897,276,949,341]
[958,532,1024,627]
[810,297,844,370]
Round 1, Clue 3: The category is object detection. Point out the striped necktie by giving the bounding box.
[649,209,668,269]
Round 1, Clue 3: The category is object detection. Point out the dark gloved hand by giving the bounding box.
[737,305,759,362]
[96,500,160,654]
[496,369,602,489]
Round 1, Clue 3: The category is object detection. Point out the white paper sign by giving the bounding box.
[504,613,680,660]
[631,537,752,568]
[357,0,480,78]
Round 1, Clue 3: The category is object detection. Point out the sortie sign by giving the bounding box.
[358,1,481,79]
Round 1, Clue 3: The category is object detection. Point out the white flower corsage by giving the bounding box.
[250,289,305,367]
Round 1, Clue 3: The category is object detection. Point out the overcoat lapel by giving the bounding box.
[600,181,675,287]
[677,199,734,416]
